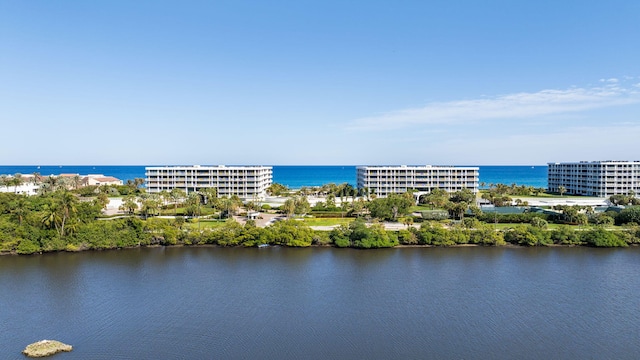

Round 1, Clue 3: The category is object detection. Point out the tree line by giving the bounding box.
[2,180,640,255]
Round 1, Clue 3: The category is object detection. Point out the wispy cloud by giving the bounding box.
[348,80,640,131]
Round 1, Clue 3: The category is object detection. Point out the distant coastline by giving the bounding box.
[0,165,549,188]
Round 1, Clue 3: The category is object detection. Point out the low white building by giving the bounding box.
[356,165,479,197]
[145,165,273,200]
[84,175,123,186]
[0,183,39,196]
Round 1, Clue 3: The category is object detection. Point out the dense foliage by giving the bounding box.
[2,188,640,256]
[329,219,398,248]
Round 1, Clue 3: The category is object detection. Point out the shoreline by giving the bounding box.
[2,242,634,257]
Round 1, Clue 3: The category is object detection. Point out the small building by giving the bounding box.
[85,175,123,186]
[0,183,39,196]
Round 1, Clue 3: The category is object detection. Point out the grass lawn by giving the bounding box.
[302,218,353,226]
[490,223,565,230]
[184,220,227,229]
[478,190,590,199]
[488,223,620,230]
[409,205,436,212]
[159,207,218,216]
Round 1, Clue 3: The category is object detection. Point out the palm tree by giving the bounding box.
[199,187,218,206]
[245,201,259,211]
[133,178,145,189]
[159,190,170,207]
[9,195,29,225]
[71,175,82,190]
[57,177,71,191]
[218,196,241,218]
[363,187,370,201]
[120,195,139,215]
[558,186,566,197]
[170,188,186,215]
[11,173,24,193]
[41,204,62,232]
[41,176,60,194]
[184,192,202,216]
[326,194,336,209]
[31,172,41,185]
[56,191,78,237]
[139,194,161,219]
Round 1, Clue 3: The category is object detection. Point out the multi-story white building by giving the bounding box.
[145,165,273,199]
[548,161,640,197]
[356,165,479,197]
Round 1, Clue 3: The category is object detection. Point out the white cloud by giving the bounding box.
[348,81,640,131]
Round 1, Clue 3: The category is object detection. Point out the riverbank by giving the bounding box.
[2,236,637,257]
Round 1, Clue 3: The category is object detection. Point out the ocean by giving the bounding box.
[0,165,548,189]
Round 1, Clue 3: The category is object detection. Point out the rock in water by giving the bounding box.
[22,340,73,358]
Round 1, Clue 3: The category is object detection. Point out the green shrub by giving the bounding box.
[581,228,627,247]
[312,231,332,245]
[616,206,640,225]
[503,225,551,246]
[16,238,40,254]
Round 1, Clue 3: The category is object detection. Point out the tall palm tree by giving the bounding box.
[71,175,82,190]
[11,173,24,193]
[199,187,218,206]
[217,196,239,218]
[40,176,60,195]
[170,188,186,215]
[159,190,170,207]
[120,195,139,215]
[56,191,78,237]
[133,178,145,189]
[139,194,161,219]
[41,204,62,233]
[9,195,29,225]
[31,172,41,185]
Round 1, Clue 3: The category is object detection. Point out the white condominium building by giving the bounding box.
[548,161,640,197]
[145,165,273,199]
[357,165,479,197]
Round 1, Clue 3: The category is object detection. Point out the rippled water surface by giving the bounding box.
[1,247,639,359]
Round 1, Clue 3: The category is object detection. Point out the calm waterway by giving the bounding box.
[2,247,639,359]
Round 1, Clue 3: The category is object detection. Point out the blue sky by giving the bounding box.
[1,0,639,165]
